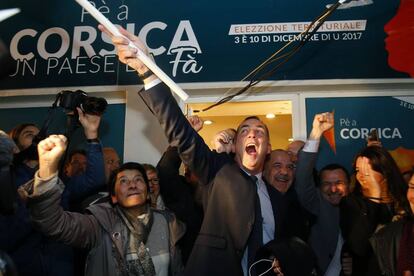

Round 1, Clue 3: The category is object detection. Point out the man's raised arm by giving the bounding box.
[99,25,229,185]
[294,112,334,215]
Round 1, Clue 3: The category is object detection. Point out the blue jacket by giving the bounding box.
[61,142,106,210]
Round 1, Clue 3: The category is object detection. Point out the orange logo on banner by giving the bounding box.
[389,147,414,173]
[323,110,336,154]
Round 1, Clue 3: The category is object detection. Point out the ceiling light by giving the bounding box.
[204,120,213,125]
[266,113,276,119]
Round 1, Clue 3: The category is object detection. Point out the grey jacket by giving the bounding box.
[23,174,185,276]
[294,150,341,273]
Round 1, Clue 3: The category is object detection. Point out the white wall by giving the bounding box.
[123,88,169,165]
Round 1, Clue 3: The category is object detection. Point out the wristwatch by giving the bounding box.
[138,70,153,80]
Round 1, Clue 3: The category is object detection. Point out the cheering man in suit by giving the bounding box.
[100,25,275,276]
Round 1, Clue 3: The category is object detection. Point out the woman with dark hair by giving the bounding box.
[20,135,185,276]
[340,146,411,275]
[9,123,39,151]
[8,123,40,185]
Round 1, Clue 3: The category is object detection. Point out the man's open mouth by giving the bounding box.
[245,143,257,155]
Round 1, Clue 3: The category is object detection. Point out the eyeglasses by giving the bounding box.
[148,178,160,185]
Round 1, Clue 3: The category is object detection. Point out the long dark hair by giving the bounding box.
[9,123,37,150]
[353,146,411,216]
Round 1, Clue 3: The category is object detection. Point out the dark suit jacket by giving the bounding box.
[266,184,312,242]
[294,150,340,274]
[156,146,203,264]
[140,83,258,276]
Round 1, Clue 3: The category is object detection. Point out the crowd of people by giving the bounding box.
[0,26,413,276]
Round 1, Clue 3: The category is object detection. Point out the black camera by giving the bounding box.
[57,90,108,116]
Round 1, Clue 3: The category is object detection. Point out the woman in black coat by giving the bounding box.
[340,146,411,276]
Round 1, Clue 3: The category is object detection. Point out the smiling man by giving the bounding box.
[264,149,295,194]
[319,164,350,206]
[263,149,312,242]
[295,112,351,275]
[100,25,276,275]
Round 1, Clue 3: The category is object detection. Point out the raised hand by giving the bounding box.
[213,129,235,154]
[187,115,203,132]
[309,112,334,140]
[37,135,68,179]
[356,156,391,202]
[214,131,233,145]
[271,258,284,276]
[77,107,101,139]
[98,25,151,76]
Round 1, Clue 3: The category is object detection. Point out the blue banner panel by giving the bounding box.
[0,0,411,90]
[306,96,414,174]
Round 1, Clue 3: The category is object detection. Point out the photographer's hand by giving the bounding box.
[77,107,101,139]
[37,135,67,179]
